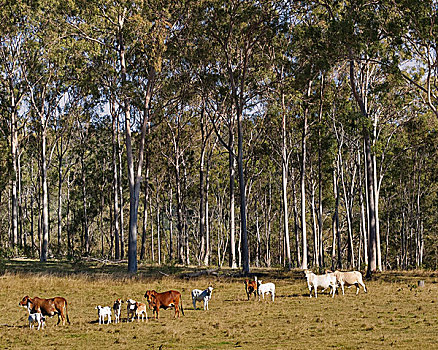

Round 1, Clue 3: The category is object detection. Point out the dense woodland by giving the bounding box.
[1,0,438,275]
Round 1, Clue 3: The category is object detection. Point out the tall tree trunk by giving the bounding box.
[317,74,324,268]
[199,107,206,265]
[169,187,173,262]
[57,142,63,254]
[291,168,301,267]
[364,132,377,276]
[140,179,149,261]
[81,154,89,255]
[349,57,377,276]
[112,107,121,260]
[281,90,292,270]
[157,196,161,265]
[358,149,368,269]
[311,179,319,267]
[150,196,154,262]
[11,107,18,251]
[118,11,155,272]
[300,81,312,269]
[203,155,211,266]
[175,154,185,264]
[229,148,237,268]
[40,128,49,262]
[66,170,72,258]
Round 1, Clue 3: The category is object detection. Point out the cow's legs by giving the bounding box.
[193,299,197,310]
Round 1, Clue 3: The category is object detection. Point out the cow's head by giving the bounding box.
[144,290,157,303]
[19,295,31,307]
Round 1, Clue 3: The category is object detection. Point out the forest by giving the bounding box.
[1,0,437,275]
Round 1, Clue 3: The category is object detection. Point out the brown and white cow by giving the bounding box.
[144,290,184,319]
[19,295,70,325]
[244,277,257,300]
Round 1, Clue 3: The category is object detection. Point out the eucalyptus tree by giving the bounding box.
[0,0,32,252]
[69,0,187,271]
[200,0,279,274]
[17,0,81,261]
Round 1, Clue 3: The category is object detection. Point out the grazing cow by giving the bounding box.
[95,305,112,324]
[19,295,70,325]
[304,270,337,298]
[257,280,275,302]
[126,299,137,322]
[333,270,367,295]
[244,277,258,300]
[191,286,213,310]
[113,299,122,324]
[135,302,148,322]
[21,298,45,330]
[144,290,184,319]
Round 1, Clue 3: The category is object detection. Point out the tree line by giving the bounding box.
[1,0,437,275]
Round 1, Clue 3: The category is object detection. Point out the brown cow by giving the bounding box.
[19,296,70,326]
[244,278,257,300]
[144,290,184,319]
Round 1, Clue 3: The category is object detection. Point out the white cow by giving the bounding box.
[95,305,112,324]
[192,286,213,310]
[333,270,367,295]
[257,280,275,302]
[304,270,337,298]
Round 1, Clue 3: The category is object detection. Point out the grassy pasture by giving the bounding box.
[1,260,438,349]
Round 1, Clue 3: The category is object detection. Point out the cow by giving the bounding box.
[304,270,337,298]
[19,295,70,325]
[333,270,367,295]
[28,312,46,330]
[191,286,213,310]
[244,277,258,300]
[21,298,45,330]
[113,298,122,324]
[144,290,184,319]
[257,280,275,302]
[126,299,137,322]
[135,302,148,321]
[95,305,112,324]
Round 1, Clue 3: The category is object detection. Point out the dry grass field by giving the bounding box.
[1,259,438,349]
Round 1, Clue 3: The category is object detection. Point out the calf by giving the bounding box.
[126,299,137,322]
[21,298,45,330]
[191,286,213,310]
[257,280,275,302]
[19,295,70,325]
[113,298,122,324]
[144,290,184,319]
[135,302,148,321]
[304,270,337,298]
[28,312,46,330]
[333,270,367,295]
[95,305,112,324]
[244,277,257,300]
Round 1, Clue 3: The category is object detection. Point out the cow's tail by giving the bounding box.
[65,300,71,325]
[180,297,185,316]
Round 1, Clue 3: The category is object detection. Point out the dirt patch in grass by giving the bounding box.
[1,260,438,349]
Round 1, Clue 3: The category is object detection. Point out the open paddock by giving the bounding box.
[1,260,438,349]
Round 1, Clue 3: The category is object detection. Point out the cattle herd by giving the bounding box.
[18,269,367,329]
